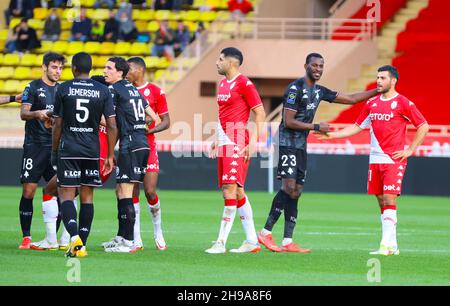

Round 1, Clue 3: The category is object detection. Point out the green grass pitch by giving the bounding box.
[0,186,449,285]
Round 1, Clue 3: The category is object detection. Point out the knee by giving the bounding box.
[145,190,157,201]
[283,185,301,199]
[22,187,36,199]
[222,185,236,199]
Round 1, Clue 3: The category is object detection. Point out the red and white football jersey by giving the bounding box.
[137,82,169,144]
[217,74,262,147]
[355,93,427,164]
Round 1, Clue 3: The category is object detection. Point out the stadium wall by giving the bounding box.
[1,149,449,196]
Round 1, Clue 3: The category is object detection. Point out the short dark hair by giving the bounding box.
[72,52,92,74]
[221,47,243,65]
[305,53,324,64]
[91,75,107,85]
[127,56,146,70]
[43,52,65,67]
[378,65,399,80]
[108,56,129,78]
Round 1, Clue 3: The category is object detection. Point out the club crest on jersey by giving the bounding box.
[391,101,397,109]
[144,88,150,96]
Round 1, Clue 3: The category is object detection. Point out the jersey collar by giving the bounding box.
[380,92,399,101]
[226,73,241,83]
[137,82,149,90]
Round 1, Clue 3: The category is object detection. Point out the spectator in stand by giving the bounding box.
[4,0,34,27]
[70,8,92,42]
[51,1,68,8]
[104,10,120,42]
[130,0,147,8]
[190,21,206,43]
[118,11,138,42]
[152,21,175,59]
[5,25,20,53]
[91,20,105,41]
[16,18,41,53]
[94,0,116,10]
[42,8,61,42]
[117,0,132,19]
[227,0,253,21]
[173,21,190,56]
[154,0,173,10]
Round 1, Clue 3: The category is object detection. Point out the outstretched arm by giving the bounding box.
[315,124,364,140]
[147,113,170,135]
[0,94,22,105]
[333,88,378,105]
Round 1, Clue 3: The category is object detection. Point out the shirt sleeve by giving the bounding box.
[318,85,338,103]
[155,86,169,116]
[400,99,427,128]
[103,87,116,118]
[241,79,263,110]
[53,85,63,118]
[283,86,300,112]
[355,102,371,128]
[21,83,34,106]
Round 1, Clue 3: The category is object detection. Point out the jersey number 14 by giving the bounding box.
[130,99,145,121]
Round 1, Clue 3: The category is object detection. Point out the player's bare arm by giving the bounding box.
[315,124,363,140]
[241,105,266,162]
[103,116,118,176]
[0,94,22,105]
[147,113,170,135]
[333,88,378,105]
[20,104,50,121]
[392,123,429,162]
[145,105,159,123]
[284,108,330,133]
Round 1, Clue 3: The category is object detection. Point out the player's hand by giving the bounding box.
[392,148,413,162]
[102,156,115,176]
[15,93,22,102]
[208,141,218,159]
[36,110,50,121]
[318,122,330,133]
[240,143,255,163]
[313,131,331,140]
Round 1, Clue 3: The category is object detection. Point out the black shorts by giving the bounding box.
[276,146,307,185]
[20,143,55,184]
[116,148,149,184]
[57,158,102,187]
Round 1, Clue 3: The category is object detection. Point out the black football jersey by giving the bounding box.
[278,77,338,149]
[53,78,116,159]
[21,79,57,146]
[108,79,149,151]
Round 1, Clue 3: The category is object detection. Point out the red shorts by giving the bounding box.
[217,144,250,188]
[99,127,111,183]
[146,141,159,173]
[367,163,407,195]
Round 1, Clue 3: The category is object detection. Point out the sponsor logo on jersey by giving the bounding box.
[134,167,144,175]
[383,184,399,191]
[64,170,81,178]
[70,127,94,132]
[369,112,394,121]
[39,92,46,98]
[134,124,147,130]
[217,93,231,102]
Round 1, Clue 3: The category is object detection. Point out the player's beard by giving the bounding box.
[377,84,390,93]
[306,68,321,82]
[47,73,59,83]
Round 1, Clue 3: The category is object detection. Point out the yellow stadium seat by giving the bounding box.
[61,68,73,81]
[155,10,170,21]
[20,80,32,91]
[31,67,42,79]
[0,67,14,79]
[2,80,20,93]
[33,8,48,20]
[218,0,228,9]
[114,42,131,55]
[0,29,8,40]
[128,42,149,55]
[147,21,160,32]
[169,11,182,21]
[135,20,148,32]
[28,19,44,30]
[143,56,158,68]
[66,41,85,55]
[61,20,72,31]
[60,30,71,40]
[80,0,96,7]
[14,67,31,80]
[51,41,69,54]
[35,41,52,53]
[9,18,21,29]
[65,55,73,66]
[92,9,109,20]
[93,55,109,68]
[200,11,217,22]
[4,53,20,66]
[168,20,178,31]
[84,41,101,54]
[98,42,115,55]
[90,68,104,77]
[183,21,197,32]
[0,80,4,94]
[184,10,201,22]
[20,54,37,66]
[193,0,206,8]
[0,54,3,65]
[0,40,5,52]
[34,54,44,66]
[156,57,170,69]
[63,8,79,21]
[136,10,155,21]
[154,69,166,80]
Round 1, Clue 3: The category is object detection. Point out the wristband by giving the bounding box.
[313,124,320,131]
[9,96,15,102]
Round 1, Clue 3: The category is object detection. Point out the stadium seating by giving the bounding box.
[332,0,450,124]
